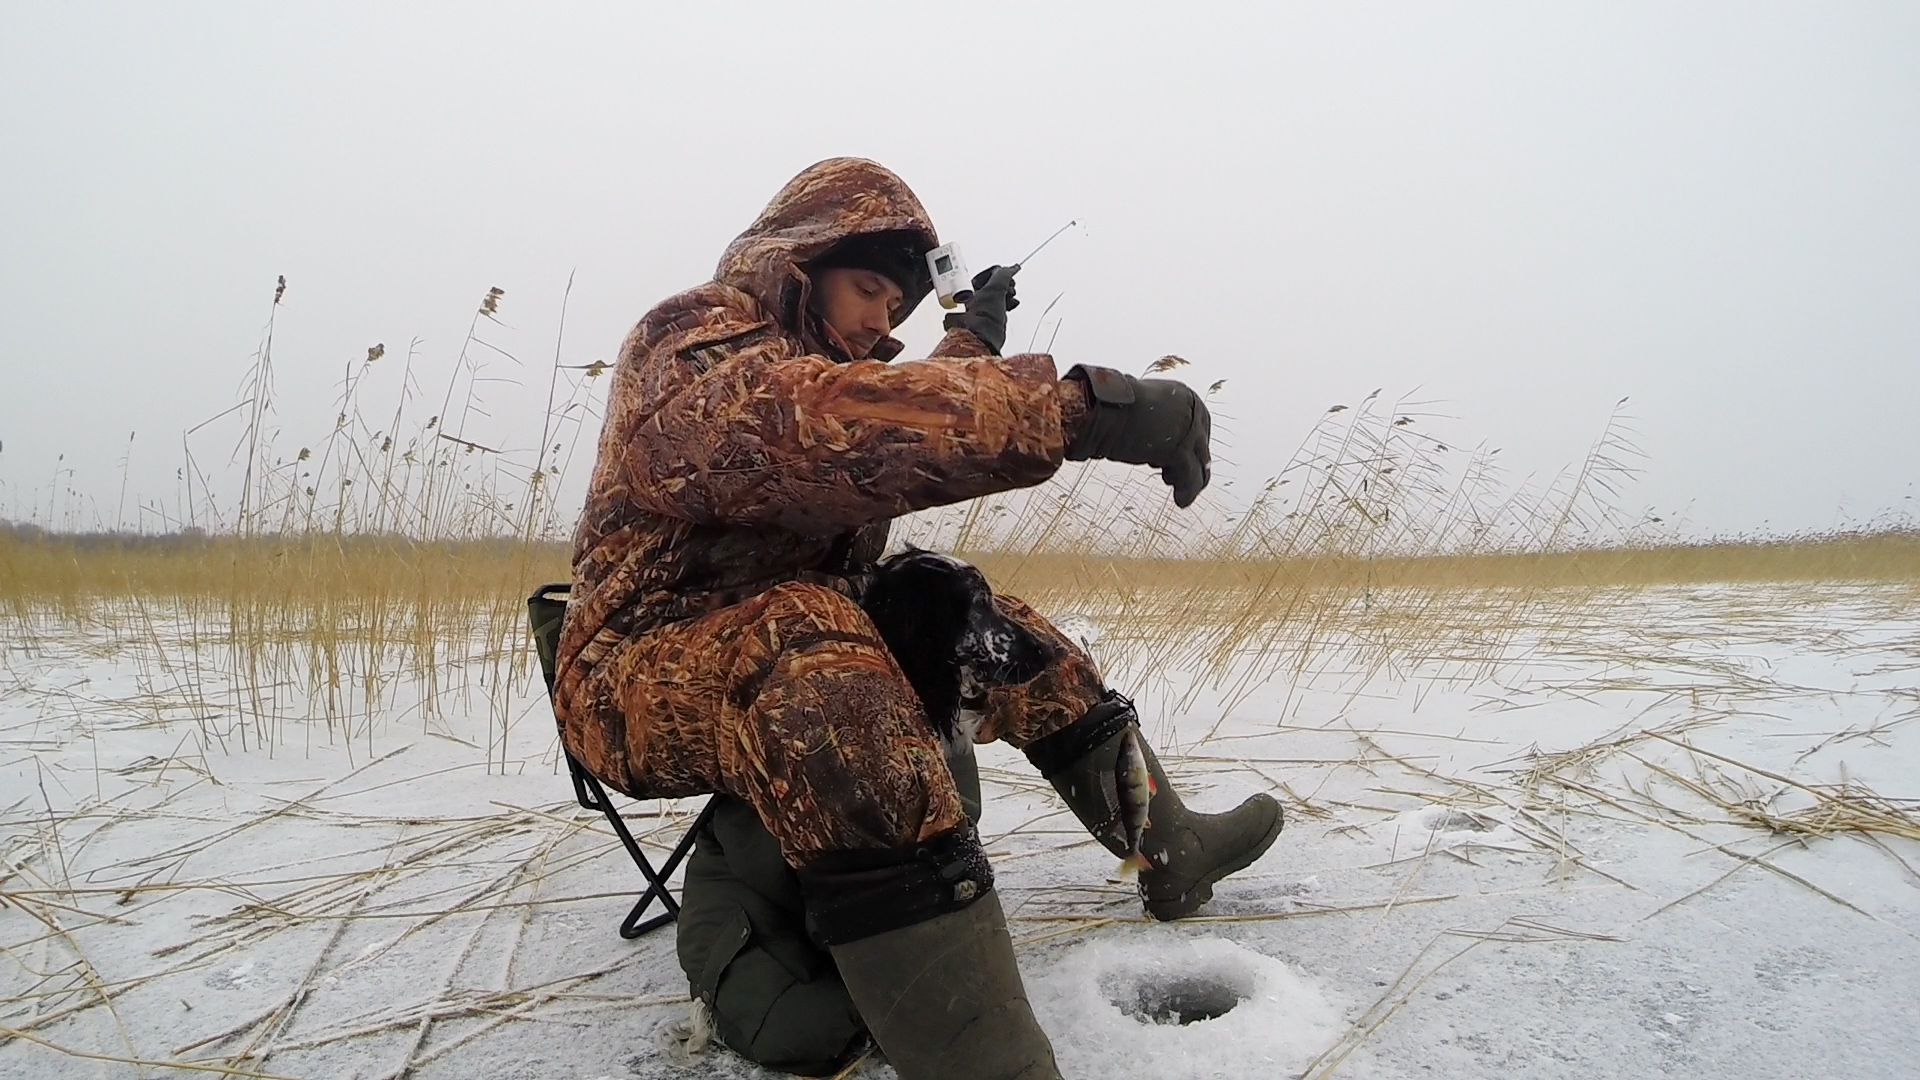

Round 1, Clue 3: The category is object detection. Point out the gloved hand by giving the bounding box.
[942,265,1020,354]
[1063,365,1212,508]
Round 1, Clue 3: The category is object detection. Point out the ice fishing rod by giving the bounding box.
[1014,219,1078,269]
[927,219,1078,309]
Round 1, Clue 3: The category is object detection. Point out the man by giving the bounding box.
[555,158,1281,1079]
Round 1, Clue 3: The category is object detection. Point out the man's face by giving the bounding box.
[812,267,904,360]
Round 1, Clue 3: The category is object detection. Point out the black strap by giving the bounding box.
[1022,690,1137,779]
[798,824,995,947]
[821,530,856,574]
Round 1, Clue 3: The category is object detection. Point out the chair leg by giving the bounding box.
[617,798,717,939]
[567,755,718,940]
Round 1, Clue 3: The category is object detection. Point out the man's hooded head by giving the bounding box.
[715,158,939,361]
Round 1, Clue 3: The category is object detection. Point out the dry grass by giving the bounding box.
[0,279,598,763]
[0,533,566,626]
[971,531,1920,598]
[6,533,1914,620]
[5,527,1915,749]
[2,274,1917,759]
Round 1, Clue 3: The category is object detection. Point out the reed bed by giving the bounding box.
[7,524,1916,765]
[2,274,1916,762]
[7,532,1916,618]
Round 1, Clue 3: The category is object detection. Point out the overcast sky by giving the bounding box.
[2,3,1916,537]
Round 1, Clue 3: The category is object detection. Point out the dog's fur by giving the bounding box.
[860,548,1048,746]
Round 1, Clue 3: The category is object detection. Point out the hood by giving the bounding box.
[714,157,940,361]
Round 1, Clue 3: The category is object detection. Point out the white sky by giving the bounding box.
[2,3,1916,537]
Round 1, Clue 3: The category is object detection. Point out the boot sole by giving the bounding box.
[1143,806,1286,921]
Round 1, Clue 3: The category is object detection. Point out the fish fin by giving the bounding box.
[1116,851,1151,878]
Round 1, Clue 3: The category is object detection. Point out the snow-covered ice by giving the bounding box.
[3,582,1917,1078]
[1028,935,1344,1077]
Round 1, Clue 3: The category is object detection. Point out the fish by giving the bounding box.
[1114,727,1157,876]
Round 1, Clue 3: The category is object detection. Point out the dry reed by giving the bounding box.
[2,273,1917,761]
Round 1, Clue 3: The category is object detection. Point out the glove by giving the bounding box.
[942,265,1020,354]
[1063,365,1212,508]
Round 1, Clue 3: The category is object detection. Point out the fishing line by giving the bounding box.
[1013,219,1079,271]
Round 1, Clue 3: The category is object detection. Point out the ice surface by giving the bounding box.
[3,583,1918,1078]
[1374,804,1533,856]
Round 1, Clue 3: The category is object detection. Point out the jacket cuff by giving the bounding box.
[1064,364,1136,405]
[1061,365,1129,461]
[929,326,994,359]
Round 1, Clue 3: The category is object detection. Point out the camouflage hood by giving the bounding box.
[556,159,1083,722]
[714,158,939,362]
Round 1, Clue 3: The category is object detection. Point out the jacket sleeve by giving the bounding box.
[616,303,1074,534]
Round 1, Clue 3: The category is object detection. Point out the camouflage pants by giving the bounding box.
[563,581,1105,866]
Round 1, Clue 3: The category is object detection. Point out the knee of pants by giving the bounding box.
[726,581,965,859]
[712,952,866,1076]
[741,651,957,856]
[679,847,865,1076]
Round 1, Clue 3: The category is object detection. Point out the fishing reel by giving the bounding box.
[925,221,1078,310]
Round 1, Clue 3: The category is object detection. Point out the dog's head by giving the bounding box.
[860,548,1049,741]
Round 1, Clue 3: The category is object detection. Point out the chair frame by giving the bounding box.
[531,583,715,940]
[565,753,716,939]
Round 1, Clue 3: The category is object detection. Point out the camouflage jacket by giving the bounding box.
[555,158,1088,714]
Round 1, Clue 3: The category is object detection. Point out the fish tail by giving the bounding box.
[1116,851,1151,878]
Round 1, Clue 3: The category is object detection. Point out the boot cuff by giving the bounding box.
[1023,690,1137,779]
[798,824,994,946]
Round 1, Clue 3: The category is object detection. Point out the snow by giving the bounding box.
[3,583,1918,1078]
[1028,935,1344,1077]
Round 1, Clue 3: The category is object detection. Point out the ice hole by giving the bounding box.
[1104,961,1254,1026]
[1033,936,1348,1074]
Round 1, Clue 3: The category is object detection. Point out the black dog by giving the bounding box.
[860,548,1049,746]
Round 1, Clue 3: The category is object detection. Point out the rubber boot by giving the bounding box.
[799,826,1060,1080]
[1026,692,1284,920]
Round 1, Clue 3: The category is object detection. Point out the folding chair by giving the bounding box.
[528,583,717,939]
